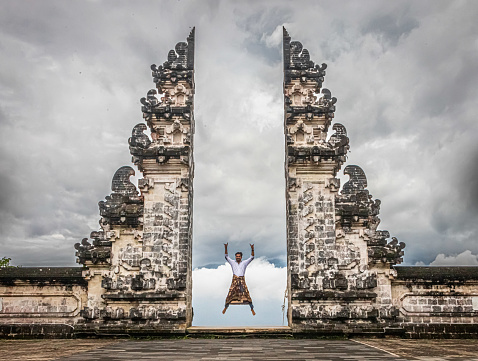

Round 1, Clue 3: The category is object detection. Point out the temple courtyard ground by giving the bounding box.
[1,338,478,360]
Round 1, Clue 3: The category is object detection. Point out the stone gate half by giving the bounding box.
[74,28,196,333]
[283,28,477,334]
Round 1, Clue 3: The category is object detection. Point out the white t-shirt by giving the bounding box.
[225,254,254,277]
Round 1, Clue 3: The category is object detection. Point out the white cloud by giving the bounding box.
[192,258,287,326]
[430,250,478,266]
[261,25,283,49]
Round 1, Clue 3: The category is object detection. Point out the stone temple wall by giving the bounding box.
[283,28,478,337]
[0,267,86,337]
[1,28,478,338]
[393,267,478,337]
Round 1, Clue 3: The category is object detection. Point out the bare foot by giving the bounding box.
[222,307,227,314]
[251,309,256,316]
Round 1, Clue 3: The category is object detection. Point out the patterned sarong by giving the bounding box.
[225,275,253,305]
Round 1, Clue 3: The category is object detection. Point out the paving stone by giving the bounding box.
[56,339,404,361]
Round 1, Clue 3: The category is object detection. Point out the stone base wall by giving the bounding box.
[288,266,478,337]
[392,266,478,338]
[0,267,87,337]
[1,266,478,337]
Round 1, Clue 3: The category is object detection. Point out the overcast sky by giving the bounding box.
[1,0,478,326]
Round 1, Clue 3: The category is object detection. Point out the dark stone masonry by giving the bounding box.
[0,28,477,338]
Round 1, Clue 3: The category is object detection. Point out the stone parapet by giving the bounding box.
[0,267,87,338]
[391,266,478,337]
[0,267,86,284]
[394,266,478,283]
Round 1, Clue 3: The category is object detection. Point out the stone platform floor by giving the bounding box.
[1,338,478,360]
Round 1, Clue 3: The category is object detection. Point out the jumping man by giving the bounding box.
[222,243,256,316]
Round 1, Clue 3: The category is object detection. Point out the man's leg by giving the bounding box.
[250,303,256,316]
[222,303,229,314]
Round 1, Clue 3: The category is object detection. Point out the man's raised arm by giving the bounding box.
[241,244,255,267]
[224,243,233,264]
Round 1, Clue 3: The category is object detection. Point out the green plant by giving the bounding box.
[0,257,13,268]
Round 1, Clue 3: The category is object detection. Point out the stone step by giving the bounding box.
[186,326,292,336]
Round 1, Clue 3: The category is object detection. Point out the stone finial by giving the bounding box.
[99,166,143,224]
[290,41,313,69]
[283,29,336,124]
[76,166,143,265]
[111,166,138,196]
[368,235,406,265]
[129,124,151,149]
[283,27,328,90]
[163,27,195,70]
[342,165,368,195]
[140,89,161,113]
[319,88,337,109]
[335,165,374,229]
[133,29,195,169]
[151,27,195,88]
[328,123,349,149]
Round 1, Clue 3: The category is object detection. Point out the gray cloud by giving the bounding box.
[361,10,419,47]
[0,1,477,284]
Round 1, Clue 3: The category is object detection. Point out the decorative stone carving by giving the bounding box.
[98,166,143,227]
[328,123,349,149]
[164,119,189,145]
[129,123,152,150]
[75,166,142,266]
[151,28,195,89]
[335,165,405,265]
[283,28,327,90]
[341,165,368,195]
[131,32,194,172]
[140,89,161,113]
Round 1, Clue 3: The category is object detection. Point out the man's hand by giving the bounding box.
[224,243,228,254]
[250,243,254,257]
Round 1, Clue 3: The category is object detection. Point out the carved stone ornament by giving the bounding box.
[76,166,143,266]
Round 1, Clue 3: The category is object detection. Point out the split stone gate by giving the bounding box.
[1,29,477,337]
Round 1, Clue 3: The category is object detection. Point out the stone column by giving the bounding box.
[283,28,405,333]
[130,28,195,328]
[76,29,195,333]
